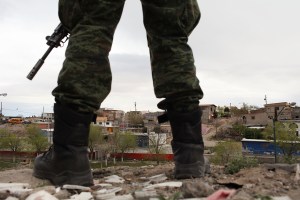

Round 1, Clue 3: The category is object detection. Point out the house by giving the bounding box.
[97,108,124,125]
[292,107,300,120]
[241,102,297,126]
[94,116,118,134]
[264,102,294,121]
[143,111,165,133]
[242,108,269,126]
[279,120,300,137]
[200,104,217,123]
[41,113,54,121]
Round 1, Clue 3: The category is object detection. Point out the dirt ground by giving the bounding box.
[1,122,299,199]
[0,162,299,200]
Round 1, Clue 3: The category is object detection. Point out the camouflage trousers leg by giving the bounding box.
[52,0,126,113]
[53,0,203,113]
[141,0,204,112]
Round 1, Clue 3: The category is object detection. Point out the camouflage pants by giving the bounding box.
[53,0,204,113]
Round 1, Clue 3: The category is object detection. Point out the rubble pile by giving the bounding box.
[0,163,300,200]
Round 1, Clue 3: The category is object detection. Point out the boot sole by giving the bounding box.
[174,161,205,179]
[33,169,93,186]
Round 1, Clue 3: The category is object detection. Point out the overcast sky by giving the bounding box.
[1,0,299,117]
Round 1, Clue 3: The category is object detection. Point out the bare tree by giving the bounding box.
[148,132,167,165]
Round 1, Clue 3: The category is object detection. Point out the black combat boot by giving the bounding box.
[167,109,205,179]
[33,103,94,186]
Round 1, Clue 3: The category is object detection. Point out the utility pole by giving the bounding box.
[0,93,8,116]
[264,95,268,105]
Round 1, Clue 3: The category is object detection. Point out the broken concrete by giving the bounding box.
[0,162,300,200]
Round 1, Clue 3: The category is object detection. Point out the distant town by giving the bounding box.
[1,100,300,165]
[1,101,299,140]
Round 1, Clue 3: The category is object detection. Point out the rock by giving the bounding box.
[205,157,211,174]
[0,183,32,198]
[230,191,254,200]
[182,180,214,198]
[53,188,71,200]
[272,196,293,200]
[143,182,182,190]
[148,174,168,183]
[31,186,56,195]
[5,197,19,200]
[263,164,298,173]
[107,194,134,200]
[94,187,122,195]
[25,190,58,200]
[70,192,93,200]
[0,169,50,188]
[0,183,30,190]
[104,175,125,184]
[62,184,91,191]
[295,164,300,181]
[134,190,158,199]
[94,187,122,200]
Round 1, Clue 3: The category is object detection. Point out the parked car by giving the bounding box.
[8,118,23,124]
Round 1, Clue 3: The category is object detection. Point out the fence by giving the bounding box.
[0,151,174,161]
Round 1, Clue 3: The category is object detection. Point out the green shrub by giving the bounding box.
[224,156,258,174]
[211,141,242,165]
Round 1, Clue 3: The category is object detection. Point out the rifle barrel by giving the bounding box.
[26,46,54,80]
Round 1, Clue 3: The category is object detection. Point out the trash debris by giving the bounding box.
[206,189,236,200]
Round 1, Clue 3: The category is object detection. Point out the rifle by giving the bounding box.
[27,23,69,80]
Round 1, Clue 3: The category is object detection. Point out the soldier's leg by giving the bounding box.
[33,0,126,186]
[141,0,207,178]
[53,0,126,112]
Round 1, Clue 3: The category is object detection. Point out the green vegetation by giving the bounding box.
[263,122,300,163]
[211,141,258,174]
[0,160,19,171]
[213,123,264,141]
[26,124,49,153]
[224,156,258,174]
[89,125,105,156]
[116,131,137,162]
[211,141,242,165]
